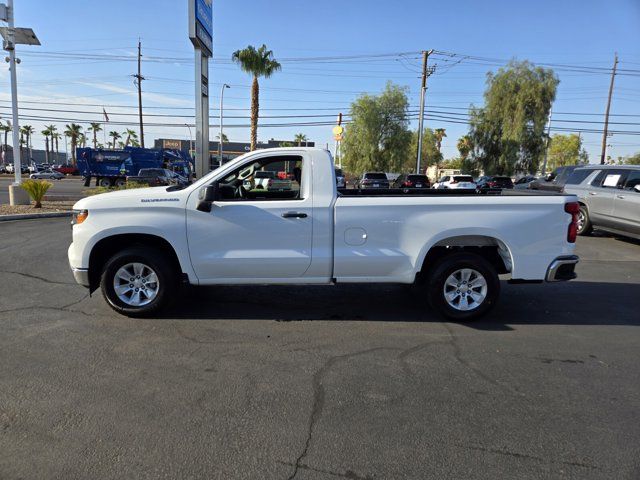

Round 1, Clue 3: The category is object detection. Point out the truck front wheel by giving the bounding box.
[426,252,500,321]
[100,247,175,317]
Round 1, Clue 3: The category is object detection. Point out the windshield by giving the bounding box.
[454,176,474,182]
[408,175,428,181]
[255,171,276,179]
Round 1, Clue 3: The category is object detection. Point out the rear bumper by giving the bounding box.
[546,255,579,282]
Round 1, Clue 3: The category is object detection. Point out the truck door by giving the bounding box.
[186,154,313,281]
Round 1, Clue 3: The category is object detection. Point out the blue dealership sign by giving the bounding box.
[195,0,213,37]
[189,0,213,57]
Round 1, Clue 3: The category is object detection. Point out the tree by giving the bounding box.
[232,44,282,151]
[51,132,61,163]
[619,152,640,165]
[41,127,53,163]
[0,121,10,161]
[469,60,559,175]
[294,133,308,146]
[64,123,83,165]
[342,82,413,175]
[21,125,35,161]
[216,133,229,142]
[547,134,588,170]
[124,128,138,147]
[108,131,121,149]
[433,128,447,178]
[410,128,442,174]
[279,141,294,147]
[88,122,102,148]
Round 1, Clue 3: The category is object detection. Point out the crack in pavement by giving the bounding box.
[0,269,76,286]
[279,460,374,480]
[442,322,524,397]
[286,347,395,480]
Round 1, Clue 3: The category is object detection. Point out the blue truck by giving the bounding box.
[77,147,193,187]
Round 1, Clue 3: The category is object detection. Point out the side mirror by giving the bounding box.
[545,174,554,182]
[196,183,219,212]
[634,185,640,193]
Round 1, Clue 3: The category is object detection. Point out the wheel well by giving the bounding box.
[418,236,512,281]
[88,234,183,292]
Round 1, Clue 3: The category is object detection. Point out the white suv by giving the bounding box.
[433,175,476,190]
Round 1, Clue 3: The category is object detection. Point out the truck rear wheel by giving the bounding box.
[426,252,500,321]
[100,247,176,317]
[98,177,112,188]
[114,178,126,187]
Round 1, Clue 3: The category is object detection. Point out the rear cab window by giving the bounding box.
[364,173,387,180]
[454,176,474,182]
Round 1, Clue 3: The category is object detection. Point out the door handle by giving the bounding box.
[588,191,597,195]
[616,195,625,199]
[282,212,308,219]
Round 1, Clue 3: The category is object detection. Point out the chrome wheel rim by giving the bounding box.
[113,262,159,307]
[443,268,488,311]
[577,210,585,232]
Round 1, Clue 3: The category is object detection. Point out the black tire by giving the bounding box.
[98,177,112,188]
[577,205,593,236]
[100,247,176,317]
[426,252,500,321]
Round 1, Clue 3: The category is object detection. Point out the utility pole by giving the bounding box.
[416,49,435,174]
[219,84,230,165]
[134,40,145,147]
[600,53,618,165]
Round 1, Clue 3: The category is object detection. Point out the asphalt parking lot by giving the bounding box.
[1,218,639,480]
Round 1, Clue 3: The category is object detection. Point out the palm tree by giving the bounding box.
[64,123,83,165]
[51,132,61,164]
[434,128,447,178]
[232,44,281,151]
[78,133,87,148]
[41,127,52,163]
[21,125,35,162]
[0,121,11,162]
[109,131,121,149]
[457,135,473,161]
[294,133,308,146]
[124,128,138,147]
[87,122,102,148]
[216,132,229,143]
[130,138,140,148]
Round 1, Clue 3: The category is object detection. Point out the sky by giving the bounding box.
[1,0,639,164]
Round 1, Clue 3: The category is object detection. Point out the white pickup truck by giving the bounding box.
[68,148,580,321]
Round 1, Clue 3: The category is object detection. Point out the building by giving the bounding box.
[153,138,315,171]
[1,145,67,165]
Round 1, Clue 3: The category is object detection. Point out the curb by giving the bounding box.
[0,211,72,222]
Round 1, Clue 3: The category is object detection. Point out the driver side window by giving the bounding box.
[218,155,304,201]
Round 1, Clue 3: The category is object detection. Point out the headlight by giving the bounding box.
[71,209,89,225]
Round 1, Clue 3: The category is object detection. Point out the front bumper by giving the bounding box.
[546,255,579,282]
[71,268,90,288]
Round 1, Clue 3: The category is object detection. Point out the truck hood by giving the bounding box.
[73,186,185,210]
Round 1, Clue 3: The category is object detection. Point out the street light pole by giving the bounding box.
[5,0,21,185]
[219,84,230,165]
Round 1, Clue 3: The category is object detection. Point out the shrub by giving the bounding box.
[21,179,53,208]
[84,181,149,196]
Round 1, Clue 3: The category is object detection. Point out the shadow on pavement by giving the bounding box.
[157,280,640,331]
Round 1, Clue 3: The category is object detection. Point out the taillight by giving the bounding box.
[405,180,413,187]
[565,202,580,243]
[488,181,497,187]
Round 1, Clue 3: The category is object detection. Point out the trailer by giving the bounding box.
[77,147,193,187]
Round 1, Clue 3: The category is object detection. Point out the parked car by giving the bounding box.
[528,166,579,192]
[514,175,538,189]
[563,165,640,240]
[126,168,188,187]
[252,170,292,191]
[5,164,14,174]
[30,169,64,180]
[54,164,80,176]
[335,168,346,188]
[476,175,514,191]
[394,174,431,189]
[433,175,476,190]
[358,172,390,189]
[68,147,579,321]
